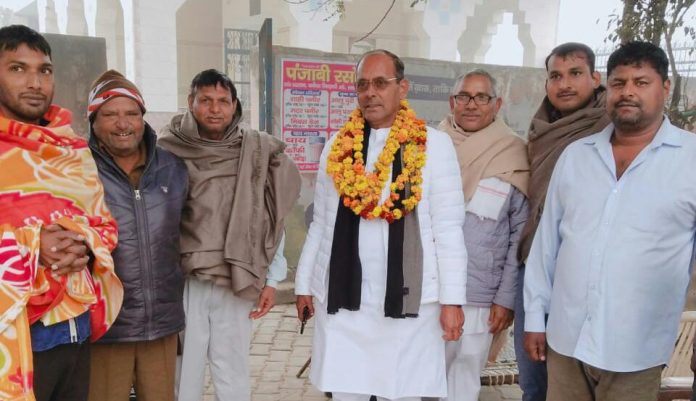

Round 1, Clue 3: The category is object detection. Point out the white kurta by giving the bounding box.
[309,128,447,399]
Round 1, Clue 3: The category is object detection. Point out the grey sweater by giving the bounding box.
[464,186,528,309]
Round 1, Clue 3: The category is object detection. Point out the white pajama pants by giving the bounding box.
[176,277,255,401]
[443,306,494,401]
[332,392,420,401]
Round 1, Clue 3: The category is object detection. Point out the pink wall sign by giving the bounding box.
[281,58,357,172]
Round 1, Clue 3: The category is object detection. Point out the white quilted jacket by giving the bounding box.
[295,126,468,306]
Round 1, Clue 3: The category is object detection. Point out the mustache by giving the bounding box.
[615,100,640,107]
[20,92,47,100]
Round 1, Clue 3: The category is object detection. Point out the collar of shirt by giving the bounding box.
[98,140,147,188]
[580,116,682,177]
[582,116,682,150]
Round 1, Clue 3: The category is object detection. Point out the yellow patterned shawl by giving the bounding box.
[0,105,123,400]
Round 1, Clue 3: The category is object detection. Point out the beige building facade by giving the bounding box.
[3,0,560,113]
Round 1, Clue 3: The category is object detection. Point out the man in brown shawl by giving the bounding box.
[514,43,610,401]
[158,69,301,401]
[437,68,529,401]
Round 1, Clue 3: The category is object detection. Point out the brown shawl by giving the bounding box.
[158,111,301,300]
[517,86,611,262]
[437,116,529,201]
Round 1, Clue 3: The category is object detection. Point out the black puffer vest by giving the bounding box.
[89,124,188,342]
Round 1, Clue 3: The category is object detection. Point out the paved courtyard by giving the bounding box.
[189,246,696,401]
[199,303,522,401]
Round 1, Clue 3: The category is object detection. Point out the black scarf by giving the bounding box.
[326,123,415,318]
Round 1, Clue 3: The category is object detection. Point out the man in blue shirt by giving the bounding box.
[524,41,696,401]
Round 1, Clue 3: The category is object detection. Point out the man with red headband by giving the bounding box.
[86,70,188,401]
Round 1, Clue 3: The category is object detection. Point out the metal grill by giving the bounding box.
[595,42,696,77]
[224,28,259,111]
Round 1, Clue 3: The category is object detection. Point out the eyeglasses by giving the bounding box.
[453,94,495,106]
[355,77,399,92]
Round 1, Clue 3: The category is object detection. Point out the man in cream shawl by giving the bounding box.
[437,69,529,401]
[158,69,301,401]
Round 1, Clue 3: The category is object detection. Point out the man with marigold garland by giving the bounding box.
[295,49,467,401]
[437,69,529,401]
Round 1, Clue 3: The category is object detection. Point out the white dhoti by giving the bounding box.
[309,216,447,400]
[176,277,255,401]
[443,305,493,401]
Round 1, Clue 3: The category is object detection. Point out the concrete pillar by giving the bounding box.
[130,0,187,112]
[83,0,96,37]
[222,0,251,28]
[286,0,339,52]
[518,0,559,67]
[478,10,506,63]
[53,0,67,34]
[453,0,557,67]
[38,0,60,34]
[95,0,125,72]
[118,0,134,84]
[421,0,477,61]
[66,0,87,36]
[37,0,47,32]
[457,3,497,64]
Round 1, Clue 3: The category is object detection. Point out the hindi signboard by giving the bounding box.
[281,58,357,172]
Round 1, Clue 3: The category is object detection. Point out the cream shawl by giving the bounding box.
[438,116,529,202]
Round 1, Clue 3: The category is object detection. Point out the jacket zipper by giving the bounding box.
[90,140,155,339]
[133,187,155,338]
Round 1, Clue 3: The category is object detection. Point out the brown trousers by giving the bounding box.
[547,347,662,401]
[88,333,177,401]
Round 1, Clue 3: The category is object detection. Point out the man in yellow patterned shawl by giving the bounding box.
[0,25,123,401]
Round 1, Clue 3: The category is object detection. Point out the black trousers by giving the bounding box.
[33,341,91,401]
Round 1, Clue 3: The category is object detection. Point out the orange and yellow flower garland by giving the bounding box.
[327,99,427,222]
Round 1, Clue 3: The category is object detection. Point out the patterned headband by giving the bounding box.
[87,80,145,118]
